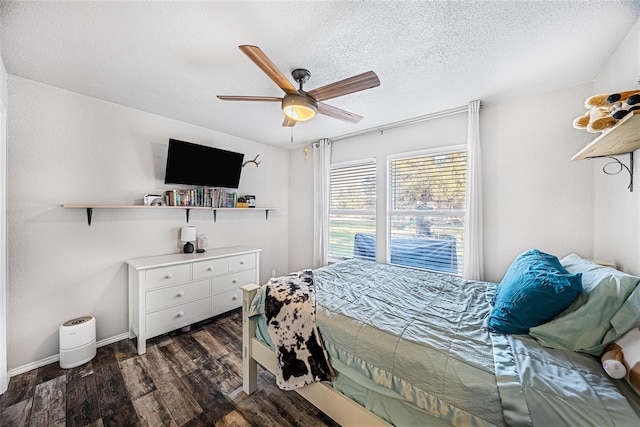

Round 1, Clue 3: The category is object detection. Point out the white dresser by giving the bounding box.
[126,246,261,354]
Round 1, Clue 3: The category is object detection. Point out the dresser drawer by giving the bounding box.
[212,269,256,295]
[145,278,210,312]
[192,258,228,280]
[145,264,191,289]
[212,288,242,315]
[228,253,256,272]
[145,298,210,338]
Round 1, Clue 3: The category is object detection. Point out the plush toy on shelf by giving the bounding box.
[586,90,640,107]
[573,107,617,132]
[573,90,640,133]
[601,326,640,395]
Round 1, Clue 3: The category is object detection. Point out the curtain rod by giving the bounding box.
[329,104,471,143]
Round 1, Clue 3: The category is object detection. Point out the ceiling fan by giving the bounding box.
[217,45,380,127]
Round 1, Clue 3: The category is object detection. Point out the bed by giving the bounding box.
[240,253,640,426]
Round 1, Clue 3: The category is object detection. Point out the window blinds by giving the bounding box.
[328,161,376,261]
[388,151,466,275]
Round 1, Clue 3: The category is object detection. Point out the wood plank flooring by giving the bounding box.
[0,309,340,427]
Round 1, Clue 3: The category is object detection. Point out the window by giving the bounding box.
[328,161,376,261]
[388,148,466,275]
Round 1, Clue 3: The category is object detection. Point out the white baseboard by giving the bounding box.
[7,332,130,379]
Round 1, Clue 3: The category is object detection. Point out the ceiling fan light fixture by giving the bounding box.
[282,95,317,122]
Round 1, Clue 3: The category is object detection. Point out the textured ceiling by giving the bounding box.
[1,1,639,148]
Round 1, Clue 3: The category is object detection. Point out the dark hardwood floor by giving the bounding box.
[0,309,340,427]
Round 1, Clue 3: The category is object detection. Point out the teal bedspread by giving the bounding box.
[249,259,640,426]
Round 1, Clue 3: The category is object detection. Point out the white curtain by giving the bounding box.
[313,139,332,268]
[463,100,484,280]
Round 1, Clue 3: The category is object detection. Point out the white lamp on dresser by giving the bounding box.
[180,226,196,253]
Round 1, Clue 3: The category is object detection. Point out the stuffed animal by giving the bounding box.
[574,90,640,133]
[602,345,627,379]
[585,90,640,107]
[573,107,617,132]
[601,327,640,394]
[605,90,640,104]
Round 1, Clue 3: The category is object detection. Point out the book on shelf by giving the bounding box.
[164,188,249,209]
[221,191,237,208]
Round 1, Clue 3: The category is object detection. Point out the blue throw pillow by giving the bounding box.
[487,249,583,335]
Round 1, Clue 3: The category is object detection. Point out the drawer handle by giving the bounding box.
[232,278,238,284]
[207,266,214,271]
[165,273,173,279]
[177,311,184,318]
[232,295,238,301]
[176,291,184,298]
[240,260,245,265]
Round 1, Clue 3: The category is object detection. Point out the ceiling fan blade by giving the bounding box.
[282,116,297,127]
[217,95,282,102]
[317,102,363,123]
[307,71,380,102]
[238,45,298,95]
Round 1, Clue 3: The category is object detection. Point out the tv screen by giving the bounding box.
[164,139,244,188]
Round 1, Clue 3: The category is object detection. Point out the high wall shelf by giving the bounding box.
[571,113,640,192]
[62,204,277,226]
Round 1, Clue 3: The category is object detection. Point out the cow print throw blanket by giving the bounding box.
[264,270,335,390]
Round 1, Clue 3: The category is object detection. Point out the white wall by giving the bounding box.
[481,85,595,281]
[289,86,595,283]
[0,36,6,105]
[7,76,290,370]
[288,147,314,272]
[0,41,8,393]
[592,19,640,275]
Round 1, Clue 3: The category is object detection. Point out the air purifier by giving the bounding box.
[59,316,96,369]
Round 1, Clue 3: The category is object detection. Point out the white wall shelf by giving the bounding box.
[62,204,278,226]
[571,113,640,191]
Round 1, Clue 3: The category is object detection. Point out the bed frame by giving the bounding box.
[241,283,391,427]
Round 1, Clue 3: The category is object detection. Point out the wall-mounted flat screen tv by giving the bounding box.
[164,139,244,188]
